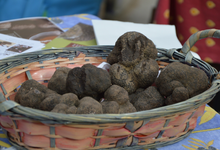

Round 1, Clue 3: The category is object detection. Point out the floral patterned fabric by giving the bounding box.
[154,0,220,64]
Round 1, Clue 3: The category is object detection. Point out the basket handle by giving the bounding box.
[181,29,220,63]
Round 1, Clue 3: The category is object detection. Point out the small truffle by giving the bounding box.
[66,106,78,114]
[129,88,145,104]
[134,86,164,111]
[119,101,137,114]
[59,93,79,107]
[76,97,103,114]
[66,64,112,100]
[104,85,129,105]
[39,94,62,111]
[101,101,119,114]
[48,67,71,95]
[51,104,69,114]
[156,62,209,105]
[104,85,137,113]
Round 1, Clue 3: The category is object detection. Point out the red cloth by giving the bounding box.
[154,0,220,64]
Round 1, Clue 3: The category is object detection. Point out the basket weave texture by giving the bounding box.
[0,29,220,150]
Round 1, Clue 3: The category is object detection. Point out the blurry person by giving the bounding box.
[0,0,103,21]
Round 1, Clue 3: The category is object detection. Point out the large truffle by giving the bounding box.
[107,31,159,94]
[66,64,112,101]
[107,31,157,67]
[155,62,209,105]
[48,67,71,95]
[133,86,164,111]
[109,58,159,94]
[103,85,136,114]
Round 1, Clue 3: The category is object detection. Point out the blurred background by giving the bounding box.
[0,0,158,23]
[99,0,158,24]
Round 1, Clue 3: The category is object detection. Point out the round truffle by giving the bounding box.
[107,31,157,66]
[134,86,164,111]
[76,97,103,114]
[48,67,71,95]
[66,64,112,100]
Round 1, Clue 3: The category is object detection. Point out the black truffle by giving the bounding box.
[133,86,164,111]
[155,62,209,105]
[66,64,112,100]
[48,67,71,95]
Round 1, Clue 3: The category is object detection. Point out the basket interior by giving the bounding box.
[0,47,218,150]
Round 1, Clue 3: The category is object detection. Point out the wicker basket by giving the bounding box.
[0,29,220,150]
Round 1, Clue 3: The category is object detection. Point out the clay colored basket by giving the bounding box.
[0,29,220,150]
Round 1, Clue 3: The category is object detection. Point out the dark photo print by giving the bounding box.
[6,44,32,53]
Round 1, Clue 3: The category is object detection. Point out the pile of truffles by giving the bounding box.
[14,31,210,114]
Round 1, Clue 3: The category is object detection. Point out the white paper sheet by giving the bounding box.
[92,20,182,49]
[0,33,45,59]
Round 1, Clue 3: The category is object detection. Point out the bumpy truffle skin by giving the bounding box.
[109,58,158,94]
[15,87,44,108]
[104,85,129,105]
[103,85,136,113]
[129,88,145,104]
[15,79,56,108]
[66,106,78,114]
[134,86,164,111]
[109,64,138,94]
[66,64,112,100]
[51,104,69,114]
[156,62,209,105]
[101,101,119,114]
[119,101,137,114]
[76,97,103,114]
[59,93,79,107]
[107,31,157,67]
[39,94,61,111]
[133,58,159,88]
[48,67,71,95]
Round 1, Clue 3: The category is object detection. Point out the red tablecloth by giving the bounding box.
[154,0,220,64]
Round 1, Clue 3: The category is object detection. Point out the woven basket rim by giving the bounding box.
[0,45,219,124]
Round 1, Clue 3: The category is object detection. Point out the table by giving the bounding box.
[0,14,220,150]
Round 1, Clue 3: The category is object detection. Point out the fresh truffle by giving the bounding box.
[155,62,209,105]
[109,58,159,94]
[129,88,145,104]
[66,64,112,100]
[101,101,119,114]
[104,85,129,105]
[59,93,79,107]
[76,97,103,114]
[66,106,78,114]
[15,79,57,109]
[48,67,71,95]
[107,31,159,94]
[107,31,157,67]
[134,86,164,111]
[119,101,137,114]
[39,94,62,111]
[103,85,136,113]
[51,104,69,114]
